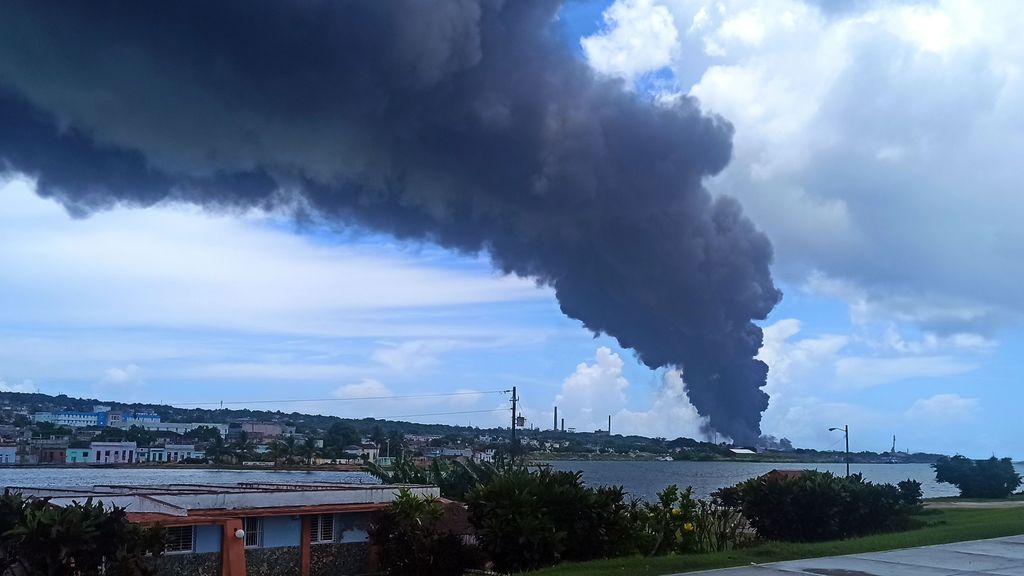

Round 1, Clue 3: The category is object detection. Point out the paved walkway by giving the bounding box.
[675,536,1024,576]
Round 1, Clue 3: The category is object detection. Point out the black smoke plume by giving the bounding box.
[0,0,781,443]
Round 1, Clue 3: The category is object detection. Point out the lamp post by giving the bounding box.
[828,425,849,477]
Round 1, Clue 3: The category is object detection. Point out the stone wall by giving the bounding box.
[311,542,371,576]
[245,546,301,576]
[151,551,221,576]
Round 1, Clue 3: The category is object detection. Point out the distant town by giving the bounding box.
[0,391,945,468]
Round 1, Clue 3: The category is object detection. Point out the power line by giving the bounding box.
[374,408,508,419]
[171,390,508,407]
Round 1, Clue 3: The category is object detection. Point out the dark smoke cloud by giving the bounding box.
[0,0,781,443]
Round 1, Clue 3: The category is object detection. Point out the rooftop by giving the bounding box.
[5,482,440,523]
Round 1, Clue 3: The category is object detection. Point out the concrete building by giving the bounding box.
[66,447,92,464]
[0,444,15,464]
[6,482,441,576]
[32,411,102,428]
[165,444,199,462]
[131,422,229,436]
[90,441,137,464]
[37,445,67,464]
[343,444,379,461]
[231,421,287,438]
[138,446,166,462]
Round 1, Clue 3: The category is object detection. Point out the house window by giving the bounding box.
[309,514,335,544]
[243,517,263,548]
[165,526,194,554]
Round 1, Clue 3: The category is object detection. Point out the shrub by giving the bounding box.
[713,471,921,542]
[0,490,166,576]
[933,456,1022,498]
[370,489,482,576]
[626,485,699,556]
[466,468,636,573]
[692,499,752,553]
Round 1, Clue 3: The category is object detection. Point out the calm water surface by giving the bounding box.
[4,461,1022,501]
[548,460,1024,500]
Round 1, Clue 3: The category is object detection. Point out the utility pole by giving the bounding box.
[511,386,518,441]
[829,425,850,477]
[510,386,519,464]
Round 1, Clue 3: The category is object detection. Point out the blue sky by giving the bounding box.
[3,0,1023,457]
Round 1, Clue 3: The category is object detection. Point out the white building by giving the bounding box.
[0,445,16,464]
[90,441,137,464]
[129,422,228,436]
[32,411,101,428]
[164,444,198,462]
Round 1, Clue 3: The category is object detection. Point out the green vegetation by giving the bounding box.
[534,507,1024,576]
[933,455,1022,498]
[0,490,165,575]
[370,489,483,576]
[714,471,922,542]
[368,455,502,500]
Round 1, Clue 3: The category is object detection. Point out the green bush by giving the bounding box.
[466,469,636,573]
[626,485,699,556]
[369,489,483,576]
[713,471,922,542]
[933,456,1022,498]
[0,490,165,576]
[692,499,752,553]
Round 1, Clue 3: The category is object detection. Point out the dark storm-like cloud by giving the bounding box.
[0,0,780,443]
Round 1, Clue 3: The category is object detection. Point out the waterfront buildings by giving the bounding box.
[7,482,441,576]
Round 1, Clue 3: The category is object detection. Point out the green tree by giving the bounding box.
[204,435,232,464]
[0,491,166,575]
[324,422,359,453]
[301,436,319,466]
[230,431,255,463]
[369,489,481,576]
[183,425,221,444]
[934,455,1022,498]
[269,436,298,466]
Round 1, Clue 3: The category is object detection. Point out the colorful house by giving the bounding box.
[7,482,439,576]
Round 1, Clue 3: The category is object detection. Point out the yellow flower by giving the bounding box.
[683,522,695,532]
[671,508,682,517]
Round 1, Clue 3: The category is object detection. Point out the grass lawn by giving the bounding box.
[534,507,1024,576]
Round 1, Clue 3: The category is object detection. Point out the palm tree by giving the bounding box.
[205,435,231,465]
[269,436,299,466]
[301,436,319,466]
[231,430,255,463]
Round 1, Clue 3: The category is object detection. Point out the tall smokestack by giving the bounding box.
[554,407,558,431]
[0,0,780,443]
[561,418,565,433]
[608,414,611,436]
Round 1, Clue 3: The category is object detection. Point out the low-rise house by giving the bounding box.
[343,444,379,461]
[37,445,67,464]
[138,446,166,462]
[90,441,137,464]
[6,482,440,576]
[165,444,198,462]
[472,449,495,463]
[0,444,16,464]
[66,447,92,464]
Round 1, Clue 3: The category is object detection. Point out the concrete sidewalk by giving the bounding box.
[674,535,1024,576]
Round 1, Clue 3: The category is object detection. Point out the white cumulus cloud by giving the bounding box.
[582,0,680,81]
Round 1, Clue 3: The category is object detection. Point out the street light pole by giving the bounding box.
[829,425,850,477]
